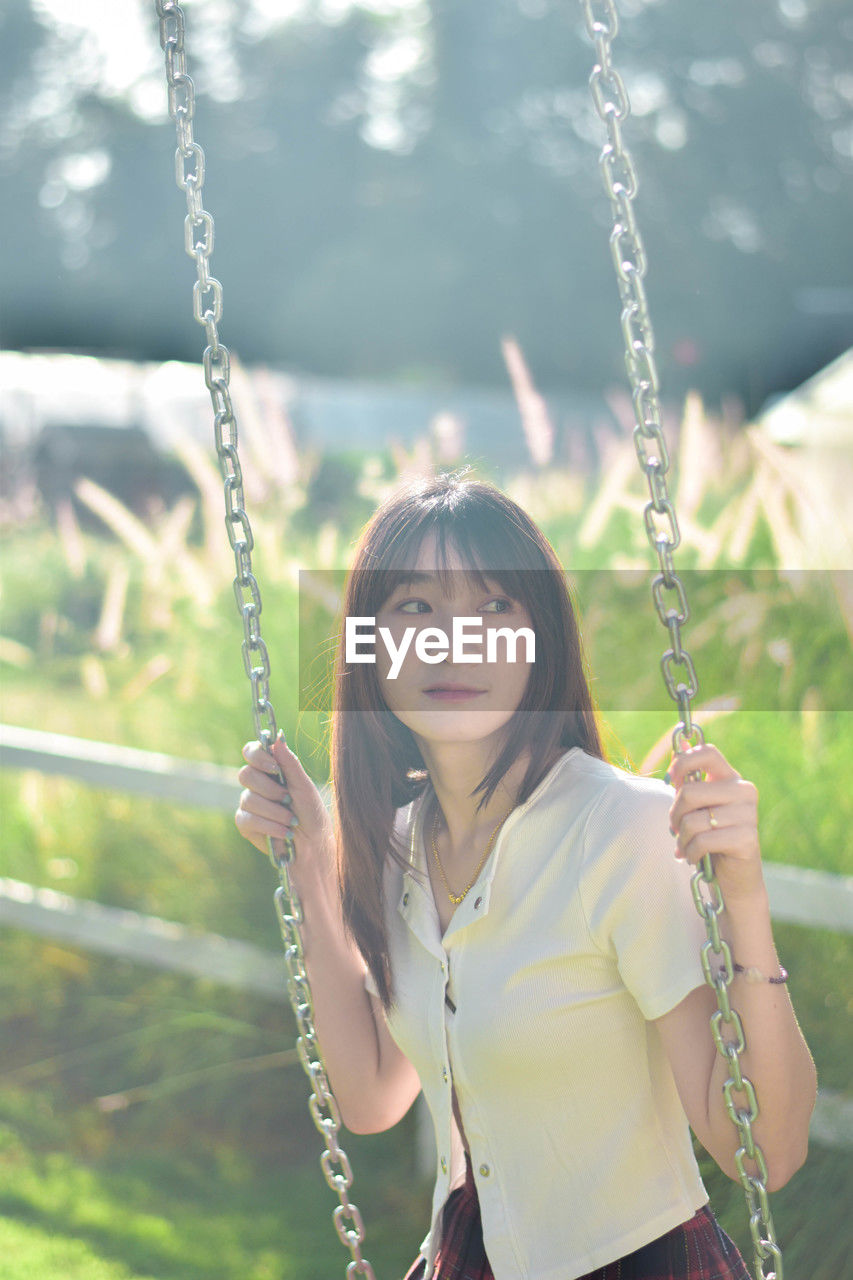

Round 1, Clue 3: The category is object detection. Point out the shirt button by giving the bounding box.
[479,1163,490,1177]
[474,896,483,909]
[442,1066,448,1082]
[402,892,409,906]
[440,1156,448,1174]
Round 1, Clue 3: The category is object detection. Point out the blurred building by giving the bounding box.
[0,349,615,511]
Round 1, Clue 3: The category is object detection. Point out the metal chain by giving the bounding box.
[154,6,375,1276]
[579,3,783,1277]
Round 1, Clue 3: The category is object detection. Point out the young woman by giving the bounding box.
[236,472,816,1280]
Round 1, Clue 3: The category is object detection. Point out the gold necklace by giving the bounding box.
[430,802,512,906]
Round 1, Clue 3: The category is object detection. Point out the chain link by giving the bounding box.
[154,6,375,1276]
[580,3,783,1277]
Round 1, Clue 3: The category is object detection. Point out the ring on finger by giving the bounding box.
[707,808,718,829]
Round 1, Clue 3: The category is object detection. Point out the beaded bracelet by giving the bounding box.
[733,962,789,984]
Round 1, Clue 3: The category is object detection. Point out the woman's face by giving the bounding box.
[372,533,535,750]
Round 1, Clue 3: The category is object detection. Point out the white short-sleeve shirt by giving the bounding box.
[364,746,709,1280]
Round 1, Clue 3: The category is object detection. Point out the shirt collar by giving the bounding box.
[398,746,582,945]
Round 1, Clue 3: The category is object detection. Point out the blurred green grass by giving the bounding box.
[0,1083,429,1280]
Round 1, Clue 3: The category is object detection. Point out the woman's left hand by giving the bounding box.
[667,742,766,906]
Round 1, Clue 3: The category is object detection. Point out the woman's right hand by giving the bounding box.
[236,735,335,885]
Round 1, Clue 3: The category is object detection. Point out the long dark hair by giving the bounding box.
[330,471,605,1008]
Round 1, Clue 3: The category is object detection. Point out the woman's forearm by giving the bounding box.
[706,886,817,1190]
[287,863,421,1134]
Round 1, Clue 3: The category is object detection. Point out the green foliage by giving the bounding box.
[0,1086,429,1279]
[1,417,851,1277]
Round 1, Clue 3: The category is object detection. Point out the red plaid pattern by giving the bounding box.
[403,1157,751,1280]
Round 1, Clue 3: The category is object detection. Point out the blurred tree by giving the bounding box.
[0,0,851,411]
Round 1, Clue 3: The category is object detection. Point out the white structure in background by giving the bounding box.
[755,347,853,571]
[761,348,853,450]
[0,351,252,453]
[0,349,609,469]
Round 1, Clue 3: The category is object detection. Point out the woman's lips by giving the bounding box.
[423,687,487,701]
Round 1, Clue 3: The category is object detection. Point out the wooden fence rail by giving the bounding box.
[2,722,851,1153]
[2,724,850,933]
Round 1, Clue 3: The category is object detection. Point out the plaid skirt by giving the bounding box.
[402,1155,751,1280]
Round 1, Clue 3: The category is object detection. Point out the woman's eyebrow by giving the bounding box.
[392,571,435,588]
[386,569,501,594]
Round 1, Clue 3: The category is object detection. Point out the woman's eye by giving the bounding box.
[390,595,513,614]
